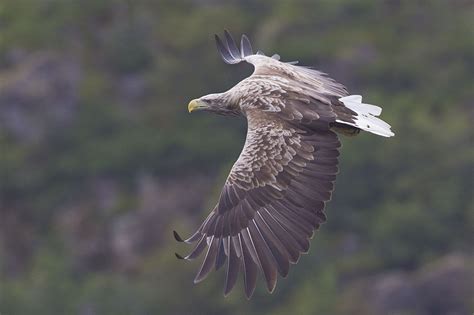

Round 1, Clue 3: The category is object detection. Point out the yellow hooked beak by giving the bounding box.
[188,99,208,113]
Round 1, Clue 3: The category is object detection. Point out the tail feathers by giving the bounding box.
[338,95,395,137]
[339,95,382,116]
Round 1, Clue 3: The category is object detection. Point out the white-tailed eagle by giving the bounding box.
[175,31,394,298]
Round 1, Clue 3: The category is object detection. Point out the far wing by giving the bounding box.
[215,30,347,101]
[175,110,340,298]
[215,31,394,137]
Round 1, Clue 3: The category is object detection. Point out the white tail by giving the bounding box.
[337,95,394,137]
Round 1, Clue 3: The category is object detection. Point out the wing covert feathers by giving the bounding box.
[176,112,340,298]
[215,31,394,138]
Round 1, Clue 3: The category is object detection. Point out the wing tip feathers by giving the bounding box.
[173,230,184,242]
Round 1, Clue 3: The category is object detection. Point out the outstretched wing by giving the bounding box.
[175,110,340,298]
[215,31,394,137]
[215,30,347,99]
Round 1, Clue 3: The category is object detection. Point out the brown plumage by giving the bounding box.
[176,31,394,298]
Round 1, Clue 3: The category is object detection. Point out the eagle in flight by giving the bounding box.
[175,31,394,298]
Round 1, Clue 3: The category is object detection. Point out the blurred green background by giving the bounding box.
[0,1,473,314]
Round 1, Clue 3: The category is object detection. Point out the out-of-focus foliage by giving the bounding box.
[0,1,473,314]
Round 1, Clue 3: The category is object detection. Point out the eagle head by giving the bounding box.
[188,92,240,116]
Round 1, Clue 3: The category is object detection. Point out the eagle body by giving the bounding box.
[177,31,394,298]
